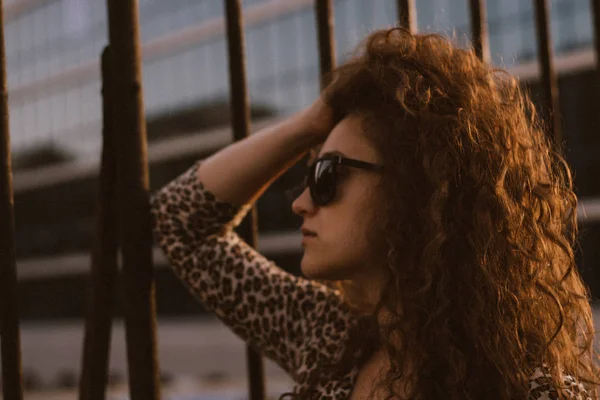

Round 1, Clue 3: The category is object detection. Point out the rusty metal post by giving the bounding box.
[591,0,600,132]
[397,0,417,33]
[105,1,161,399]
[533,0,562,146]
[223,2,266,399]
[78,46,120,400]
[469,0,489,62]
[593,1,600,70]
[0,0,24,398]
[315,0,336,90]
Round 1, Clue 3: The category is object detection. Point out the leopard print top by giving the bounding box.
[150,161,592,399]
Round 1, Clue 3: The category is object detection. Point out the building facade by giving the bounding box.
[7,0,597,161]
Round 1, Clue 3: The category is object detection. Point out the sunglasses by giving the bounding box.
[286,154,384,206]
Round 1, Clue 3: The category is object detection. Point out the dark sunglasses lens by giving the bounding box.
[311,159,336,205]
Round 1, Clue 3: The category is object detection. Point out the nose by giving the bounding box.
[291,186,316,216]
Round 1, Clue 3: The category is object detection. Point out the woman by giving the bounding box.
[151,28,598,399]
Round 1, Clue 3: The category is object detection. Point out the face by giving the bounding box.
[292,114,385,286]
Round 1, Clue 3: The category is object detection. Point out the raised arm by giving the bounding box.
[151,101,356,381]
[197,97,332,207]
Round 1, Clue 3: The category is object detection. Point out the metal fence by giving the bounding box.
[0,0,598,399]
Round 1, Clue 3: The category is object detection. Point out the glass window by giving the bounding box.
[174,4,196,32]
[208,38,227,97]
[573,3,592,46]
[185,1,205,26]
[354,0,375,31]
[344,0,370,57]
[418,0,456,33]
[6,67,18,89]
[503,27,523,62]
[179,48,196,105]
[91,0,106,25]
[296,9,317,70]
[245,27,259,83]
[247,23,273,82]
[34,55,48,83]
[164,55,181,108]
[334,0,351,59]
[552,0,578,52]
[49,91,62,135]
[196,43,214,100]
[142,59,159,113]
[203,0,223,20]
[5,22,16,57]
[274,14,298,75]
[242,0,266,8]
[81,81,100,125]
[19,14,33,52]
[21,64,35,86]
[36,96,51,140]
[520,23,537,62]
[152,57,169,111]
[33,6,46,49]
[46,52,61,77]
[448,1,469,34]
[47,1,63,42]
[373,0,396,28]
[79,42,97,65]
[298,65,319,108]
[22,101,35,141]
[66,88,81,130]
[416,0,436,31]
[495,0,521,18]
[9,104,22,149]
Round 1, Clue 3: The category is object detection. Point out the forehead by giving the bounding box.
[318,114,379,162]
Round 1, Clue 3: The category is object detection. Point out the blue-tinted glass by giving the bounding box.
[4,0,597,162]
[297,8,317,69]
[573,3,592,46]
[373,0,396,28]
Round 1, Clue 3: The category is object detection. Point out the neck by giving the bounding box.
[349,268,390,309]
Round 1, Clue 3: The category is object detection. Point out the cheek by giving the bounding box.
[338,223,361,250]
[301,184,379,278]
[300,216,370,279]
[333,213,372,262]
[336,185,376,249]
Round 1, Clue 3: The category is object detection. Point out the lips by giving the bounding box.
[301,227,317,237]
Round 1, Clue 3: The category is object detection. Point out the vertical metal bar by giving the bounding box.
[78,46,120,400]
[533,0,562,146]
[591,0,600,132]
[315,0,336,89]
[592,0,600,68]
[0,0,24,397]
[469,0,489,62]
[223,2,266,399]
[105,1,161,399]
[397,0,417,33]
[591,0,600,307]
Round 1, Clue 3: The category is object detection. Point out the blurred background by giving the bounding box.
[6,0,600,398]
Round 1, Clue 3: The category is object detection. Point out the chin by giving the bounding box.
[300,257,324,279]
[300,256,349,281]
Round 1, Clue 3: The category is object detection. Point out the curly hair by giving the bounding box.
[288,28,599,399]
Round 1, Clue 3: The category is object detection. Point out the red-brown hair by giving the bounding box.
[298,27,598,399]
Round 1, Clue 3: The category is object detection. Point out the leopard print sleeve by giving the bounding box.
[528,367,593,399]
[150,161,356,381]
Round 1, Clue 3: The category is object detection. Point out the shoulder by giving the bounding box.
[528,366,593,400]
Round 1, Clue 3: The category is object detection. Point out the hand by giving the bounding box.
[298,96,335,143]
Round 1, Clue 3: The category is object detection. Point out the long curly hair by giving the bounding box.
[291,28,599,399]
